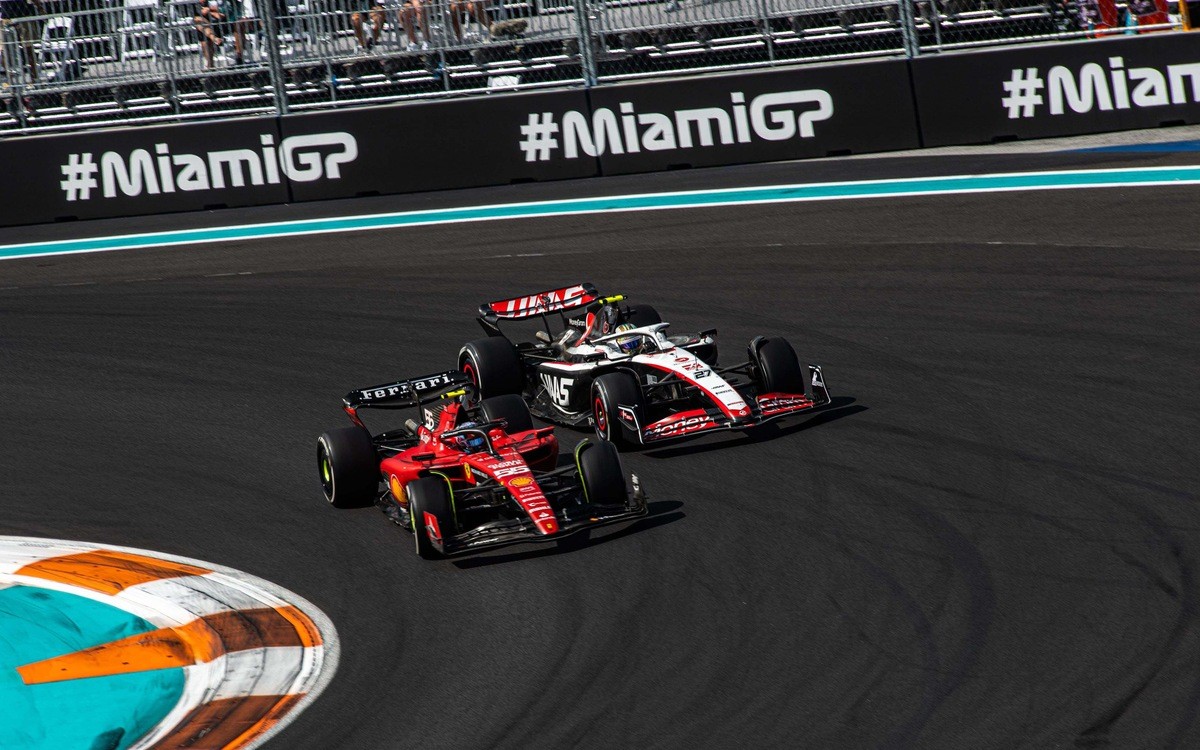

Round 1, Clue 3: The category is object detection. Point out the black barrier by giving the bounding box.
[586,61,922,176]
[7,33,1200,230]
[0,117,290,227]
[913,34,1200,147]
[278,90,599,203]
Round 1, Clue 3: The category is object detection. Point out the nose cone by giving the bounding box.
[505,475,558,534]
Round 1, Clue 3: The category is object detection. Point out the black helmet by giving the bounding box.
[597,304,621,335]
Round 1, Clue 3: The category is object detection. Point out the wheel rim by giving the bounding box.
[593,396,608,439]
[463,360,479,404]
[318,442,335,502]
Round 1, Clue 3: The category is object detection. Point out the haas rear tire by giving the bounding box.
[624,304,662,328]
[479,394,533,434]
[578,440,628,505]
[753,337,811,396]
[317,427,378,508]
[591,372,642,450]
[407,476,454,560]
[460,338,524,400]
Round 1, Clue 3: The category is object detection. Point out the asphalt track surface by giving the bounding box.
[2,143,1199,749]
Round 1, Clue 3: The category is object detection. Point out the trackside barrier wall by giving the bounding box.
[0,116,288,225]
[277,89,597,203]
[584,60,920,176]
[912,34,1200,146]
[4,33,1200,229]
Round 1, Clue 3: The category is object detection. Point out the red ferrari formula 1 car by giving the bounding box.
[457,283,831,449]
[317,370,647,559]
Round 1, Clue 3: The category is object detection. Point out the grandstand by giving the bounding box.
[0,0,1188,134]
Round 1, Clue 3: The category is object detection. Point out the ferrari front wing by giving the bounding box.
[431,475,649,556]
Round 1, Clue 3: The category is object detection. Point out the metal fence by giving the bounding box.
[0,0,1191,133]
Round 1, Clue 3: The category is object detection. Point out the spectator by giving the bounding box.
[0,0,42,83]
[351,0,384,52]
[400,0,430,52]
[449,0,489,42]
[194,0,251,68]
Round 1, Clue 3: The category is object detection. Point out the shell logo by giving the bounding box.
[389,475,406,505]
[509,476,533,487]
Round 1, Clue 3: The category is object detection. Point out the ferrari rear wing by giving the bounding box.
[342,370,470,417]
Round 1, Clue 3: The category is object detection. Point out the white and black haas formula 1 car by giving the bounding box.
[457,283,831,449]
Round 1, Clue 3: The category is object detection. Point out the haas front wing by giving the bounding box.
[629,365,831,444]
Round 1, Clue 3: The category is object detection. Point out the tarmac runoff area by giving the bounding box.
[0,537,339,750]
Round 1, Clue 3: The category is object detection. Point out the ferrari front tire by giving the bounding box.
[317,427,378,508]
[406,476,453,560]
[578,440,627,505]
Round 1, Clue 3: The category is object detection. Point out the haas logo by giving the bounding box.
[540,373,574,407]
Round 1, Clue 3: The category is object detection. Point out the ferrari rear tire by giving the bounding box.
[591,372,642,450]
[479,394,533,434]
[460,338,524,400]
[317,427,378,508]
[578,440,627,505]
[407,476,453,560]
[753,337,810,396]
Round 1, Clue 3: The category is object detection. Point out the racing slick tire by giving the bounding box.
[460,337,525,400]
[578,440,628,505]
[752,337,811,396]
[407,476,454,560]
[479,394,533,434]
[624,304,662,328]
[317,427,378,509]
[590,372,643,450]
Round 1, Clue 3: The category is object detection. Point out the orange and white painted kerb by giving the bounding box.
[0,536,339,750]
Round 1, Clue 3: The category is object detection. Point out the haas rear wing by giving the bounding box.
[480,283,600,322]
[342,370,470,417]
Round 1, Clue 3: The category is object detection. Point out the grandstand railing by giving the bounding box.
[0,0,1190,133]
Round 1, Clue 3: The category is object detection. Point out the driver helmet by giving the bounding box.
[597,304,621,336]
[613,323,642,353]
[452,421,486,453]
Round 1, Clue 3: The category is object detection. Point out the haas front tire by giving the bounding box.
[407,476,454,560]
[317,427,378,508]
[460,338,524,400]
[752,337,811,397]
[591,372,643,450]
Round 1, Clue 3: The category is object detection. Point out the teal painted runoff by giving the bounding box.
[0,585,184,750]
[3,166,1200,261]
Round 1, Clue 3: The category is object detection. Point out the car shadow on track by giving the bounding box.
[640,397,865,460]
[450,500,684,569]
